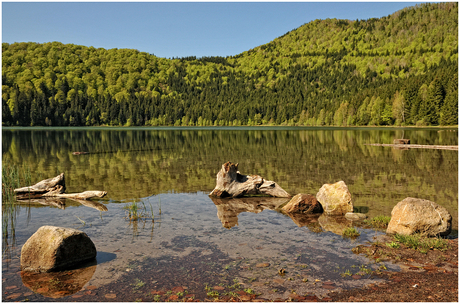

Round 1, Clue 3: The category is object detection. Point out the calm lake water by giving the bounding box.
[2,127,458,301]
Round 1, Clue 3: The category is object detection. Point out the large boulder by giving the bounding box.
[282,193,323,214]
[386,197,452,237]
[316,181,353,216]
[21,226,97,272]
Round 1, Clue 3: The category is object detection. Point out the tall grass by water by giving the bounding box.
[2,164,32,258]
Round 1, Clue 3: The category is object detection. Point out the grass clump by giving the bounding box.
[2,164,32,204]
[386,241,400,249]
[2,164,32,259]
[393,233,449,253]
[365,215,391,229]
[123,200,155,221]
[343,227,360,238]
[131,278,145,290]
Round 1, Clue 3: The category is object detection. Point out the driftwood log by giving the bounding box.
[209,162,291,198]
[14,173,107,201]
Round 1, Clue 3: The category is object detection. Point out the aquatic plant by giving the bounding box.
[342,227,360,238]
[2,164,31,258]
[123,200,155,221]
[2,164,32,203]
[157,195,162,215]
[132,278,145,290]
[340,269,352,277]
[75,216,86,226]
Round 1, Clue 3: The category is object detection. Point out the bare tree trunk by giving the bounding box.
[209,162,291,198]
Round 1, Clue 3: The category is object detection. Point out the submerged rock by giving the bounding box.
[21,264,96,298]
[21,226,97,272]
[316,181,353,216]
[386,197,452,237]
[282,193,323,214]
[318,214,352,236]
[345,212,368,221]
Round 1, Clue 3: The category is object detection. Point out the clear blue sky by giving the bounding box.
[2,2,424,58]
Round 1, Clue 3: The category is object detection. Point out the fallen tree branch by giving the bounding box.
[14,173,107,201]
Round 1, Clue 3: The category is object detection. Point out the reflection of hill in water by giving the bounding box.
[2,128,458,226]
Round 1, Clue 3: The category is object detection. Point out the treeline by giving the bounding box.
[2,2,458,127]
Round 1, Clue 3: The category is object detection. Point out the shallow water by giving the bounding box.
[2,127,458,301]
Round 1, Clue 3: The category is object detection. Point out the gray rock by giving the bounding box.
[386,197,452,237]
[21,226,96,272]
[316,181,353,216]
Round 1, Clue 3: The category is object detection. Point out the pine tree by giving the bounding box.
[439,73,458,125]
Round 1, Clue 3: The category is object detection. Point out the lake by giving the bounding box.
[2,127,458,301]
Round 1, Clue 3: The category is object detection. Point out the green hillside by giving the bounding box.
[2,2,458,127]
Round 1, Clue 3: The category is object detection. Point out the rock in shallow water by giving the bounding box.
[21,225,97,272]
[282,193,323,214]
[316,181,353,216]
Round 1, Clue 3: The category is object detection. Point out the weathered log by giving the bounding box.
[209,162,291,198]
[42,190,107,200]
[393,139,410,144]
[72,151,90,155]
[365,143,458,150]
[14,173,107,201]
[14,173,66,195]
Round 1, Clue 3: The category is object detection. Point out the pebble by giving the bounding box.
[5,286,17,290]
[172,286,185,292]
[256,263,270,268]
[239,295,251,301]
[105,294,117,299]
[6,293,21,299]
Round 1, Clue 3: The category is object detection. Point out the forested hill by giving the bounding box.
[2,2,458,127]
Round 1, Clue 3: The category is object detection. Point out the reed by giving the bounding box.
[123,200,155,221]
[2,164,32,258]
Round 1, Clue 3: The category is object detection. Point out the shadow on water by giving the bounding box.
[96,251,117,264]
